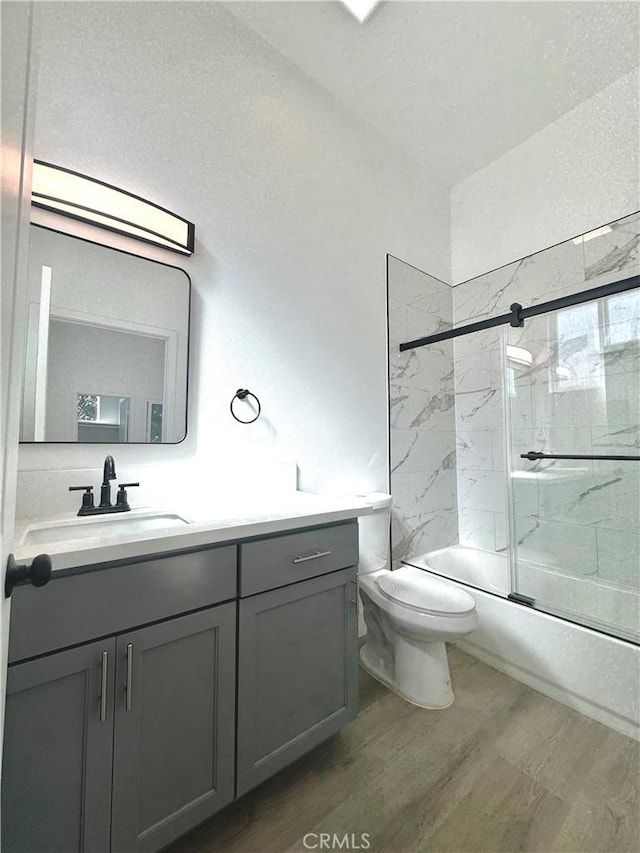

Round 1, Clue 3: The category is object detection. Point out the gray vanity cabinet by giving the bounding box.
[1,639,116,853]
[2,604,236,853]
[3,522,360,851]
[3,544,238,853]
[237,565,358,795]
[110,604,236,853]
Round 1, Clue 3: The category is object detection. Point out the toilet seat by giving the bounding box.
[374,566,476,617]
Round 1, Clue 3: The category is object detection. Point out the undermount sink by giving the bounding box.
[20,511,192,547]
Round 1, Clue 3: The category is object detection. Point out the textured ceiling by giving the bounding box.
[225,1,640,185]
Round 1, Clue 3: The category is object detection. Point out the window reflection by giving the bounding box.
[551,301,604,393]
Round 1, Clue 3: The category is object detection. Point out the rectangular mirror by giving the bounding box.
[20,225,190,444]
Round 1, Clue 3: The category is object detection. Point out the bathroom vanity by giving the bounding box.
[2,506,362,853]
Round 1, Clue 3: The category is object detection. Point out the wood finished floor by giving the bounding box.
[166,646,640,853]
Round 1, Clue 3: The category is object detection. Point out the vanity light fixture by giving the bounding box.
[341,1,380,24]
[31,160,195,255]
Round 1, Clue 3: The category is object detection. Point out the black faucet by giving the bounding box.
[69,455,140,516]
[100,455,117,508]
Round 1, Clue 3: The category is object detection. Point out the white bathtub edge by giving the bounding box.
[455,637,640,742]
[410,547,640,742]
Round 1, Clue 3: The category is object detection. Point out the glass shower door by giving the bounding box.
[506,287,640,642]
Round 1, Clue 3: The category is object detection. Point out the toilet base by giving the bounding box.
[359,641,455,710]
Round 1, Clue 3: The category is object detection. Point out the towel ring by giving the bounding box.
[230,389,261,424]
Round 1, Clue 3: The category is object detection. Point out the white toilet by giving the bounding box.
[358,495,479,709]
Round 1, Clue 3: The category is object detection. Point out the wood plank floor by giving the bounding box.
[166,646,640,853]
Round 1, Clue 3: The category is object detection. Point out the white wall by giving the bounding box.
[17,0,450,511]
[451,68,640,283]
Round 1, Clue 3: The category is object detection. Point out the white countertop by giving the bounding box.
[14,492,375,572]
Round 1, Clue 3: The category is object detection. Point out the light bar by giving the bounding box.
[31,160,195,255]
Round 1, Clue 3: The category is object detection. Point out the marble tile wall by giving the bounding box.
[452,211,640,598]
[388,256,457,566]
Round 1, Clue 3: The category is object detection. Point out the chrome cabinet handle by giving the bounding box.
[100,651,108,722]
[292,549,332,564]
[125,643,133,711]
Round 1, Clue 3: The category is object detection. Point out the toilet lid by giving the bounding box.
[375,567,476,616]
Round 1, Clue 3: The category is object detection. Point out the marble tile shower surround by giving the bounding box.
[389,212,639,607]
[505,308,639,591]
[388,257,457,566]
[452,211,640,601]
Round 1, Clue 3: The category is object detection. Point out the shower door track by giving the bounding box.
[399,272,640,352]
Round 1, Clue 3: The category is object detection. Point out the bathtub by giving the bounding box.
[402,545,640,740]
[405,544,511,596]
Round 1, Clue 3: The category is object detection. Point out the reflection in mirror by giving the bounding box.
[20,226,190,444]
[77,393,131,442]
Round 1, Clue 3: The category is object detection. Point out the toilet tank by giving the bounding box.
[358,493,392,574]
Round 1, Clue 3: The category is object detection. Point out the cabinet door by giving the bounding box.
[1,639,116,853]
[237,567,358,795]
[111,604,236,853]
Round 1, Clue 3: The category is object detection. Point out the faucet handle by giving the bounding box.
[69,486,95,514]
[115,482,139,510]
